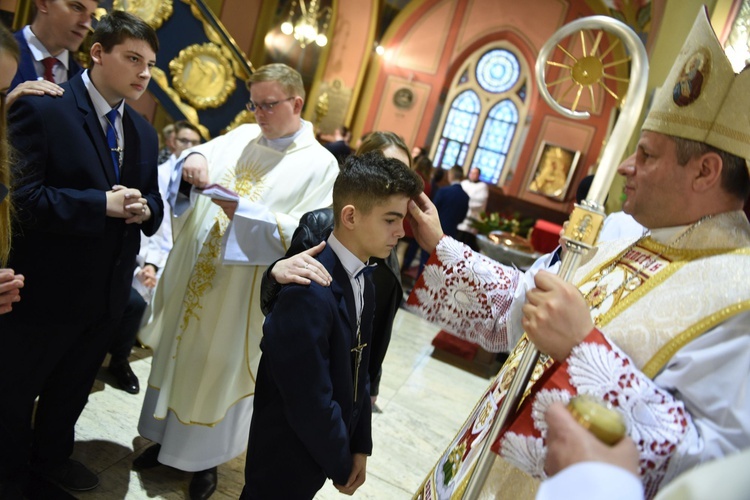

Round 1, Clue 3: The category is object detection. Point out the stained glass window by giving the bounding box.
[471,100,518,183]
[433,44,526,185]
[436,90,480,168]
[476,49,520,93]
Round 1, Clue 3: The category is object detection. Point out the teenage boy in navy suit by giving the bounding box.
[242,151,422,499]
[8,0,99,107]
[0,11,161,496]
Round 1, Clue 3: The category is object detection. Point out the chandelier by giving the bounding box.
[280,0,333,48]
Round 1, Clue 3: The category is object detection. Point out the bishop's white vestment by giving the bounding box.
[407,211,750,499]
[137,121,339,471]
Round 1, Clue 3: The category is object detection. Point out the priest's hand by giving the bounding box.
[335,453,367,495]
[182,153,209,188]
[522,270,593,361]
[0,268,24,314]
[544,402,639,477]
[212,199,238,220]
[269,241,331,287]
[407,192,444,253]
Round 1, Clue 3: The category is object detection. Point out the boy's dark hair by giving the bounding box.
[174,120,201,137]
[92,10,159,54]
[333,151,423,226]
[449,166,464,181]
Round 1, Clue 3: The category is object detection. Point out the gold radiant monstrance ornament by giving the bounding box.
[416,15,649,500]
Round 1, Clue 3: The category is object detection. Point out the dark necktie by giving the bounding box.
[354,263,377,279]
[105,108,121,182]
[41,57,57,83]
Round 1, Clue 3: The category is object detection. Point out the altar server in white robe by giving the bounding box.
[134,63,339,499]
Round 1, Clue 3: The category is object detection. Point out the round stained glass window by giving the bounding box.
[476,49,520,93]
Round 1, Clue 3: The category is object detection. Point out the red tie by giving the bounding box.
[41,57,57,83]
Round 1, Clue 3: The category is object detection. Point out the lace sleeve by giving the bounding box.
[405,237,522,353]
[566,338,690,497]
[499,330,691,499]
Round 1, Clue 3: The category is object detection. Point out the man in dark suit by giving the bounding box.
[7,0,98,107]
[0,11,161,497]
[242,153,422,499]
[433,166,471,239]
[323,125,353,166]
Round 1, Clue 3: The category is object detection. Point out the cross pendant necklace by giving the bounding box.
[105,114,124,168]
[351,274,368,403]
[351,322,367,403]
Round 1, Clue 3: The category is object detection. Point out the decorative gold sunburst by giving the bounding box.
[544,29,631,112]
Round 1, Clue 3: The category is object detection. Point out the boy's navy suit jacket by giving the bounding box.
[246,243,374,499]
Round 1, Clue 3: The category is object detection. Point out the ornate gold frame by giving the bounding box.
[113,0,174,30]
[169,43,236,110]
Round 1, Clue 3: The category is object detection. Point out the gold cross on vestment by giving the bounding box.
[351,324,368,402]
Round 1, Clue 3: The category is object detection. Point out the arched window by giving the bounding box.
[472,100,519,184]
[434,90,480,169]
[433,44,529,185]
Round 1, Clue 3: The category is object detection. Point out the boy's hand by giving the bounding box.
[334,453,367,495]
[0,269,24,314]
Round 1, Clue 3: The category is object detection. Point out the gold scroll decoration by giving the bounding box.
[113,0,174,30]
[169,43,237,110]
[314,79,352,135]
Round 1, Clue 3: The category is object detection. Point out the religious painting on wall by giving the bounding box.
[527,142,580,201]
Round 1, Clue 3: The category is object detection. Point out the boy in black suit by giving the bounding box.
[242,152,422,499]
[0,11,161,496]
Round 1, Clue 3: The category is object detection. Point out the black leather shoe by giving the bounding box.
[37,459,99,492]
[189,467,217,500]
[108,361,140,394]
[132,444,162,470]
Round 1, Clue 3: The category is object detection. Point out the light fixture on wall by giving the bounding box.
[280,0,333,48]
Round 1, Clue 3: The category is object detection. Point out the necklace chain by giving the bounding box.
[583,215,712,317]
[104,114,123,167]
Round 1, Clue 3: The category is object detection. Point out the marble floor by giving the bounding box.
[70,308,491,499]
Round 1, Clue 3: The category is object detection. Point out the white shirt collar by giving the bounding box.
[257,119,308,152]
[23,25,70,69]
[327,232,368,280]
[649,224,692,245]
[81,69,124,120]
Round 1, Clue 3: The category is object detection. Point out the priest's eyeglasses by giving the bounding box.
[246,97,295,113]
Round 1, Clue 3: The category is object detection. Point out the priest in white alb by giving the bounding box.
[406,10,750,499]
[134,63,339,498]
